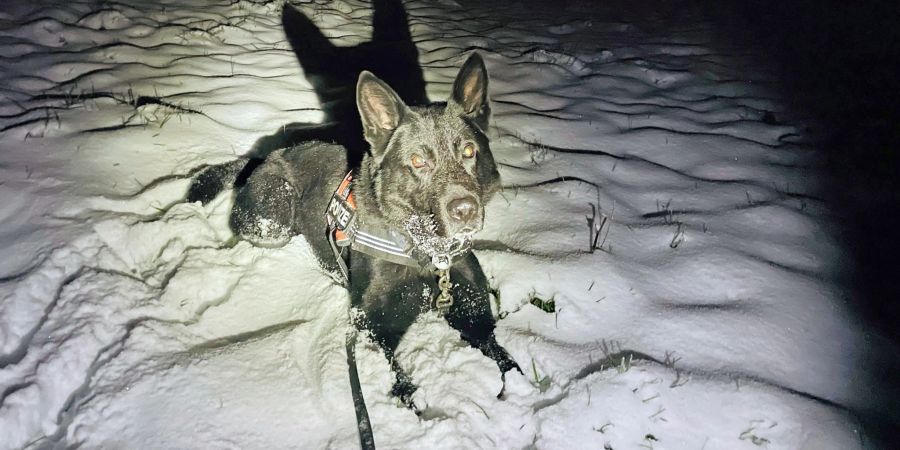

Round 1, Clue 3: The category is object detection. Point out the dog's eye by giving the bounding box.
[462,142,476,159]
[411,153,427,168]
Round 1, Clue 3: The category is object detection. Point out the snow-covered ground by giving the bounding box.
[0,0,878,448]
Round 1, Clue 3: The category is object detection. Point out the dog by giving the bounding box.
[188,53,519,405]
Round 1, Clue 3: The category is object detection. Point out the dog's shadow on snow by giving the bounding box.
[251,0,428,170]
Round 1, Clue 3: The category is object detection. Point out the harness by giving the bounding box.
[324,171,470,312]
[325,172,421,278]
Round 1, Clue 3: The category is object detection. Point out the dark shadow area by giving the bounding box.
[704,0,900,445]
[187,0,427,207]
[252,0,428,170]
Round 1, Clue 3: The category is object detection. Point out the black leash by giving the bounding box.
[346,321,376,450]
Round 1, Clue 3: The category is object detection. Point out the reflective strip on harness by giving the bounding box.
[356,231,407,257]
[353,229,419,267]
[325,172,421,280]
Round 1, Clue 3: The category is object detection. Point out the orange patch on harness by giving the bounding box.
[331,172,356,242]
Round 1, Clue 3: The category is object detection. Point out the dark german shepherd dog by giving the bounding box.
[187,4,518,406]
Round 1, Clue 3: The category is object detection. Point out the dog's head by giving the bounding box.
[356,53,500,241]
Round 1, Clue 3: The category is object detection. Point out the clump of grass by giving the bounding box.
[528,291,556,313]
[596,339,633,374]
[669,223,685,248]
[527,137,549,166]
[587,202,613,253]
[531,358,552,393]
[133,94,201,129]
[640,433,659,449]
[663,350,690,388]
[656,198,677,225]
[739,420,776,446]
[616,353,632,374]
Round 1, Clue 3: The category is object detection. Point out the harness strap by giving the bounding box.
[353,229,420,267]
[326,172,423,283]
[328,229,351,282]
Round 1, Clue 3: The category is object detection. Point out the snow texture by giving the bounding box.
[0,0,873,449]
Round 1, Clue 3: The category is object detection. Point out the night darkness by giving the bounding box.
[711,0,900,442]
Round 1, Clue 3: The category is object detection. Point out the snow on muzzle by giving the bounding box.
[405,215,473,269]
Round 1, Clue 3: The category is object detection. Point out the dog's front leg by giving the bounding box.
[445,295,520,375]
[445,255,521,376]
[354,268,430,408]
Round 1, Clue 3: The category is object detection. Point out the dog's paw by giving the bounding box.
[390,375,419,411]
[496,358,523,400]
[499,356,522,375]
[478,339,521,375]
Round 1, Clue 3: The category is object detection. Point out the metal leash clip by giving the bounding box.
[430,236,470,270]
[434,268,454,312]
[431,236,473,313]
[431,253,452,270]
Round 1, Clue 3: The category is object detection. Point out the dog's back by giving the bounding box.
[228,142,348,260]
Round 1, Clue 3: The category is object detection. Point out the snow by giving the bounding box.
[0,0,876,449]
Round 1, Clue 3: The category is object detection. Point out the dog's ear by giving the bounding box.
[357,71,407,150]
[449,53,490,131]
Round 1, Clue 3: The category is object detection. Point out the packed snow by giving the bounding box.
[0,0,875,448]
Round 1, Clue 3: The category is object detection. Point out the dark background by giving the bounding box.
[706,0,900,445]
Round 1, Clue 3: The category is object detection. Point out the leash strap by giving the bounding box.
[328,229,351,283]
[346,322,376,450]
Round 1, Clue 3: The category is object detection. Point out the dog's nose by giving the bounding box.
[448,196,478,225]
